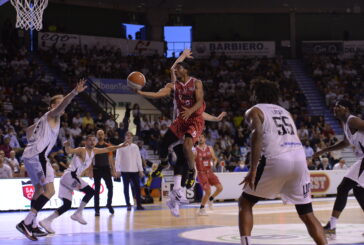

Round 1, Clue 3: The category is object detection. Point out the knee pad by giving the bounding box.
[295,203,313,215]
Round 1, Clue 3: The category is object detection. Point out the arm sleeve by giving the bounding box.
[115,149,121,172]
[135,145,143,172]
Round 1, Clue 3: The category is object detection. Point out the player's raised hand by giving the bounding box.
[75,78,88,93]
[239,169,257,190]
[217,112,227,121]
[181,106,193,121]
[182,49,193,59]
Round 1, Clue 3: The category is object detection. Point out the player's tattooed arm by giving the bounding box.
[202,112,227,122]
[240,107,264,190]
[93,142,129,154]
[313,137,350,158]
[137,83,173,98]
[181,80,204,120]
[48,78,87,118]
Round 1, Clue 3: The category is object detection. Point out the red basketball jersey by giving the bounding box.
[173,77,206,120]
[195,145,213,171]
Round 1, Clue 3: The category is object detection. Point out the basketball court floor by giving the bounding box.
[0,197,363,245]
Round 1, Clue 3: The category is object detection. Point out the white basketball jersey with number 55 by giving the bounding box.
[251,104,303,159]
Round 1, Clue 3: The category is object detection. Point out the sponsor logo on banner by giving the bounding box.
[310,172,330,193]
[128,40,163,56]
[302,41,343,54]
[38,32,80,50]
[192,41,275,58]
[90,78,133,94]
[22,180,34,201]
[344,41,364,57]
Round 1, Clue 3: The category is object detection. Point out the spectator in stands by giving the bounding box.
[0,137,12,158]
[307,158,316,170]
[0,154,12,178]
[94,113,105,129]
[233,160,249,172]
[333,159,348,170]
[303,140,314,159]
[132,104,141,137]
[6,150,20,173]
[82,112,94,128]
[149,122,161,155]
[105,115,117,130]
[72,112,83,128]
[317,157,331,170]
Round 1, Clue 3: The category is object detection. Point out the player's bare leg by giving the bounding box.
[207,184,223,209]
[297,211,327,245]
[197,187,211,216]
[238,195,256,245]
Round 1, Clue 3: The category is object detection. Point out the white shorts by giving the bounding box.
[23,155,54,186]
[59,171,89,201]
[244,149,312,205]
[345,159,364,187]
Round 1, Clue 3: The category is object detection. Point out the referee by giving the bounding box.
[93,129,115,216]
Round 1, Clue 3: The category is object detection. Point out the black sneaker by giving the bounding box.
[107,205,114,214]
[32,226,48,237]
[16,221,38,241]
[136,206,145,210]
[185,169,196,189]
[323,222,336,237]
[127,205,132,211]
[95,211,100,217]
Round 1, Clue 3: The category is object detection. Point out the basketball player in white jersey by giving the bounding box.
[313,100,364,237]
[239,80,327,245]
[39,135,128,234]
[16,79,87,241]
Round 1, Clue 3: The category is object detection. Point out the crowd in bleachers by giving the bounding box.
[0,42,358,178]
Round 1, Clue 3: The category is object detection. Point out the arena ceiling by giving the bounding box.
[51,0,363,14]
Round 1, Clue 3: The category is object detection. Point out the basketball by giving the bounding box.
[127,71,146,90]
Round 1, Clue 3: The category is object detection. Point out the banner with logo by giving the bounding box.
[90,77,133,94]
[38,32,81,50]
[161,170,349,202]
[38,32,164,56]
[343,41,364,58]
[0,178,133,211]
[192,41,275,58]
[302,41,344,55]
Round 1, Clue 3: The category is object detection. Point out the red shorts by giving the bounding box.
[169,116,205,143]
[197,170,221,191]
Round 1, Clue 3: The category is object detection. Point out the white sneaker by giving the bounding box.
[39,219,55,234]
[166,199,180,217]
[208,200,214,210]
[176,188,189,204]
[197,208,208,216]
[71,212,87,225]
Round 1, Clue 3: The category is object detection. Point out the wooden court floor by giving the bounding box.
[0,197,363,245]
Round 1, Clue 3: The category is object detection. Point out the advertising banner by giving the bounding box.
[90,77,133,94]
[0,177,132,211]
[192,41,275,58]
[302,41,343,55]
[344,41,364,57]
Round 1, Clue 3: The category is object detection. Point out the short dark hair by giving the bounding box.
[86,134,96,140]
[176,62,190,71]
[336,99,353,112]
[251,79,279,104]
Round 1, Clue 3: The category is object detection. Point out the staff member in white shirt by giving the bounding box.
[115,132,145,211]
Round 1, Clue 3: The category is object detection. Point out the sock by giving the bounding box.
[240,236,251,245]
[32,217,38,228]
[31,200,35,209]
[209,196,214,201]
[24,212,37,226]
[173,175,182,190]
[47,212,60,221]
[76,201,87,214]
[200,205,205,209]
[33,195,50,212]
[329,216,337,229]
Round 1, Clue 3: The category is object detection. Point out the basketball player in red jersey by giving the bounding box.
[195,133,223,216]
[137,49,205,190]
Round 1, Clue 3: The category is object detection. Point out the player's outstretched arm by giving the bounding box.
[93,142,129,155]
[240,107,264,189]
[171,49,193,70]
[48,78,87,118]
[313,137,350,158]
[181,80,204,120]
[64,141,83,155]
[137,83,173,99]
[203,112,227,122]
